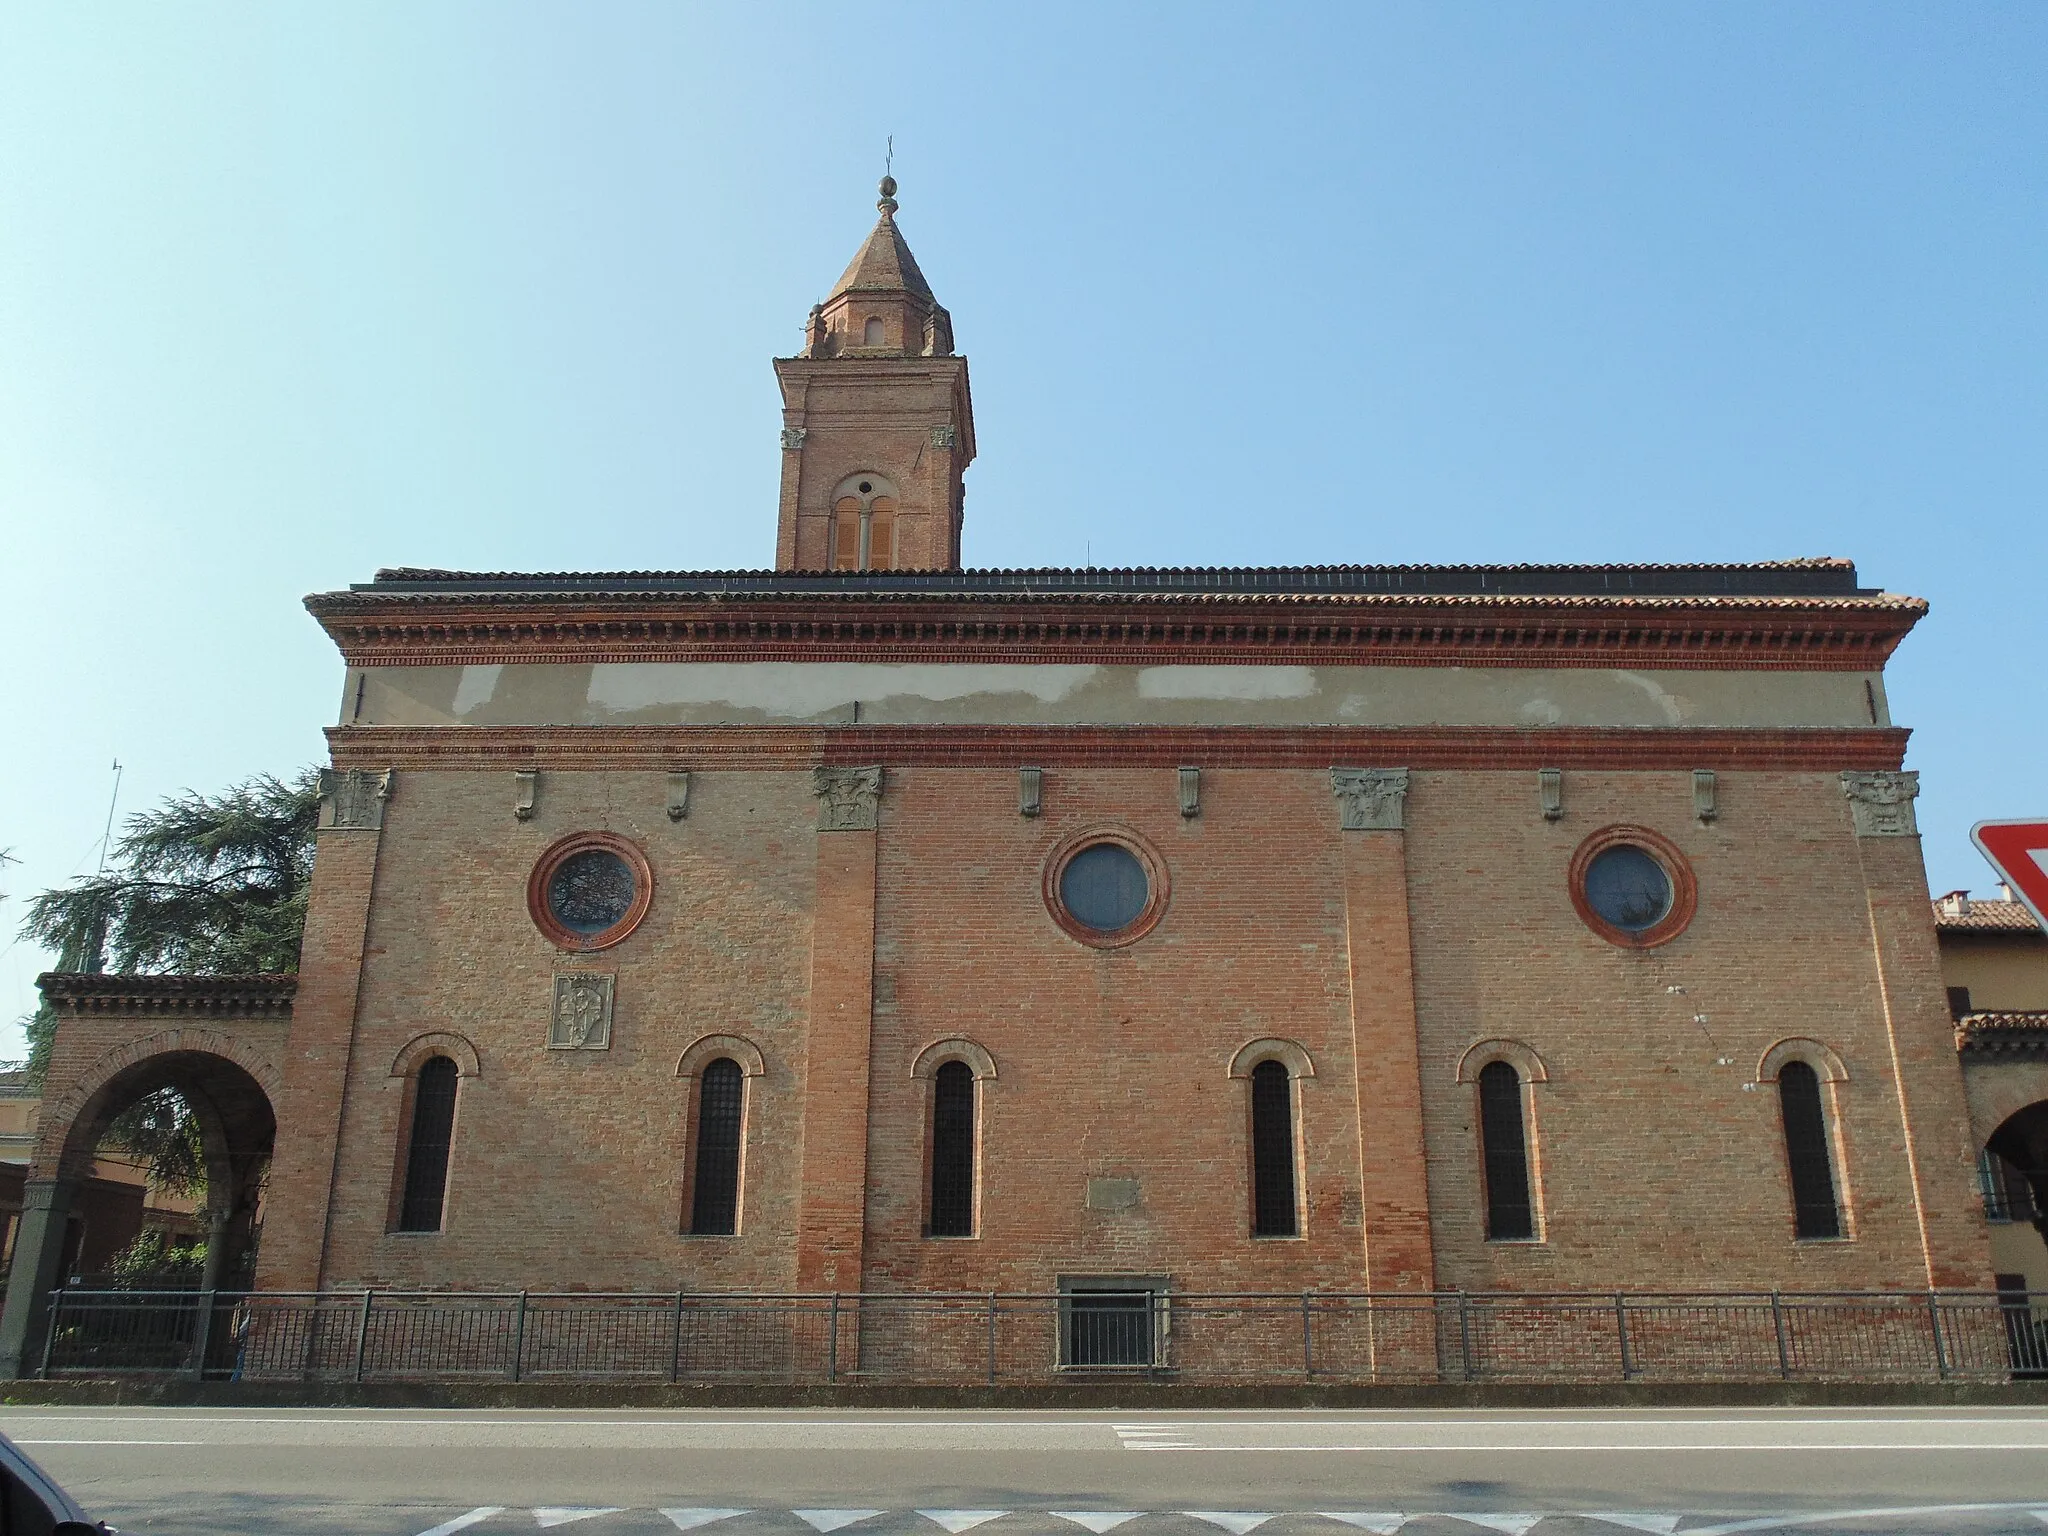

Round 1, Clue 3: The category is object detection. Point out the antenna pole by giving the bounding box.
[97,760,123,875]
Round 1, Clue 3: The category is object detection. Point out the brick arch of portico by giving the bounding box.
[0,975,295,1377]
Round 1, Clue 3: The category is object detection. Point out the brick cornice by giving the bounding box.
[307,592,1922,672]
[37,973,297,1019]
[325,724,1909,773]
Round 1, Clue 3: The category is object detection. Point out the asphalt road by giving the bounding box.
[3,1407,2046,1536]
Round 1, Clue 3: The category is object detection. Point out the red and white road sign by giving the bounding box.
[1971,819,2048,933]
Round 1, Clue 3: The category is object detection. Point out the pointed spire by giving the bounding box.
[826,177,935,302]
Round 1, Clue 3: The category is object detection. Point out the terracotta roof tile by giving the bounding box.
[1932,898,2043,934]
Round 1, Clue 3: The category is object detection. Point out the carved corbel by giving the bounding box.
[666,771,692,822]
[1178,767,1202,819]
[1539,767,1564,822]
[1693,769,1719,824]
[1018,767,1043,819]
[513,769,539,822]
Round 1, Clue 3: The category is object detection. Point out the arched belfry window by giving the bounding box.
[831,475,899,572]
[690,1058,745,1235]
[397,1055,459,1233]
[1249,1059,1299,1237]
[928,1060,976,1237]
[1478,1060,1536,1241]
[1778,1060,1842,1239]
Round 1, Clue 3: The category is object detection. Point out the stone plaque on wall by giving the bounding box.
[550,972,615,1051]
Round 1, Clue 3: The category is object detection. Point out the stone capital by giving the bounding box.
[1331,767,1411,831]
[1841,769,1920,838]
[318,767,392,831]
[813,765,883,832]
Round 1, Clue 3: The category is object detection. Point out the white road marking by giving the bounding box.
[535,1510,623,1529]
[1317,1517,1406,1534]
[664,1512,752,1531]
[1587,1516,1684,1534]
[1449,1518,1544,1536]
[1183,1515,1273,1534]
[794,1511,886,1533]
[1051,1515,1144,1532]
[414,1512,505,1536]
[12,1438,204,1446]
[918,1513,1009,1532]
[1681,1505,2048,1535]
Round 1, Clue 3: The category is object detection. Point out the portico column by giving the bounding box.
[0,1178,79,1377]
[795,766,884,1296]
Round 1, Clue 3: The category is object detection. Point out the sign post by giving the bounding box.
[1970,819,2048,932]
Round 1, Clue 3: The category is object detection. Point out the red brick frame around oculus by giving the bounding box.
[526,830,655,952]
[1567,823,1698,950]
[1041,823,1171,951]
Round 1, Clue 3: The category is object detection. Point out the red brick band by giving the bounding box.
[327,724,1910,773]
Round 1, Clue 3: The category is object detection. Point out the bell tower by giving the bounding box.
[774,178,975,571]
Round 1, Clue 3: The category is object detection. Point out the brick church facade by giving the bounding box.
[4,180,2024,1370]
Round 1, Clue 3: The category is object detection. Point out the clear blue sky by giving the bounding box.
[2,3,2043,1046]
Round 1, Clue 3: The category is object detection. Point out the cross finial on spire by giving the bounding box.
[879,137,899,216]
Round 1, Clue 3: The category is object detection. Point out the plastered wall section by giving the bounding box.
[311,770,817,1291]
[1408,769,1991,1291]
[1942,936,2048,1012]
[342,663,1891,732]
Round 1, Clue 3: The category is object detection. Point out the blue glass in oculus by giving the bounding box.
[1583,844,1673,932]
[546,849,637,934]
[1060,843,1149,932]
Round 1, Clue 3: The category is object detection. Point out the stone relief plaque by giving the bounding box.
[549,972,615,1051]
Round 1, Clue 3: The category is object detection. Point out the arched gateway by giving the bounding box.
[0,975,290,1376]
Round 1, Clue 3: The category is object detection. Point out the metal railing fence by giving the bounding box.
[33,1287,2048,1385]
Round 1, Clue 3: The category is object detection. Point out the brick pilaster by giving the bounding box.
[253,786,388,1292]
[1852,834,1993,1288]
[795,781,881,1292]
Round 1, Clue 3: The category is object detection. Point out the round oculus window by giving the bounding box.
[547,849,637,934]
[527,832,654,951]
[1060,842,1149,933]
[1044,829,1169,948]
[1568,826,1696,948]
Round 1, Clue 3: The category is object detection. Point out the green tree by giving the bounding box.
[15,770,318,1193]
[21,770,319,979]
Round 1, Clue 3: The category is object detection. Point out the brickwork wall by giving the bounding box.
[288,759,1989,1297]
[305,769,817,1291]
[1406,768,1989,1292]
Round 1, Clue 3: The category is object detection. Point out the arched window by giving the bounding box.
[829,476,900,572]
[1249,1059,1299,1237]
[928,1060,976,1237]
[397,1055,459,1233]
[1478,1060,1535,1241]
[862,316,885,346]
[689,1058,744,1235]
[1778,1060,1841,1239]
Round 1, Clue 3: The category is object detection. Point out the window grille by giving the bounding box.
[1249,1059,1298,1237]
[928,1060,975,1237]
[1778,1061,1842,1239]
[1478,1060,1535,1241]
[1062,1288,1156,1367]
[397,1056,459,1232]
[690,1058,744,1235]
